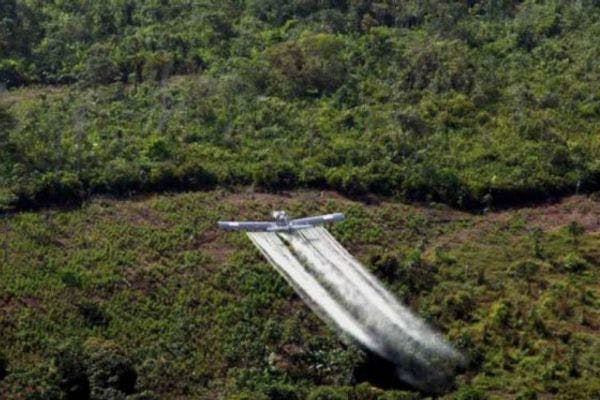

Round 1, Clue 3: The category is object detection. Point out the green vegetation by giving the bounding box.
[0,191,598,399]
[1,1,599,398]
[1,1,600,211]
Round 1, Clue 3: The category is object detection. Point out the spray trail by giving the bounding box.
[248,227,463,391]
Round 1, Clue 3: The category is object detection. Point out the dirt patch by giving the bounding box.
[91,198,173,229]
[196,228,236,264]
[0,295,42,318]
[425,196,599,255]
[491,195,600,233]
[0,85,66,105]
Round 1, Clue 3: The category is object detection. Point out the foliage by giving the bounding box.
[0,191,598,399]
[1,0,600,398]
[307,386,348,400]
[1,2,600,210]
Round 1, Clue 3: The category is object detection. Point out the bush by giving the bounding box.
[264,383,300,400]
[489,301,511,329]
[226,392,269,400]
[515,389,537,400]
[126,391,160,400]
[77,302,110,328]
[307,386,348,400]
[176,160,218,189]
[251,161,298,190]
[507,260,541,280]
[370,252,401,281]
[556,253,588,273]
[453,386,486,400]
[91,387,127,400]
[91,159,143,195]
[84,340,137,395]
[34,172,84,206]
[79,44,120,85]
[267,33,347,97]
[442,290,475,321]
[326,166,368,196]
[0,103,16,135]
[56,346,90,400]
[0,367,62,400]
[377,390,420,400]
[0,59,26,88]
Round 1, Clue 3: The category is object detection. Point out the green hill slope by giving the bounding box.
[1,1,600,210]
[0,191,598,399]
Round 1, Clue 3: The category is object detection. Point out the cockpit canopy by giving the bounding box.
[272,210,289,225]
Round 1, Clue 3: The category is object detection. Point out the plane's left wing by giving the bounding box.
[218,221,273,231]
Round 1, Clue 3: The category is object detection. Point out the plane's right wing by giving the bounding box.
[218,221,273,231]
[290,213,345,226]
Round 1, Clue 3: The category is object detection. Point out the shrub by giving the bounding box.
[370,252,400,281]
[84,340,137,395]
[60,270,83,288]
[566,221,585,245]
[79,44,120,85]
[307,386,348,400]
[91,159,143,195]
[145,136,174,161]
[176,160,218,189]
[0,367,62,400]
[352,383,378,400]
[442,290,475,321]
[56,346,90,400]
[77,302,110,328]
[325,166,368,196]
[34,172,84,206]
[489,301,511,329]
[0,103,16,135]
[556,253,588,273]
[0,59,26,88]
[91,387,127,400]
[455,387,486,400]
[146,163,177,191]
[507,260,541,280]
[251,161,298,190]
[267,33,347,97]
[515,389,537,400]
[396,249,437,294]
[377,390,420,400]
[226,391,269,400]
[264,383,300,400]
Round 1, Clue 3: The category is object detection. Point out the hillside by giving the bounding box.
[1,2,600,399]
[1,1,600,211]
[0,190,598,399]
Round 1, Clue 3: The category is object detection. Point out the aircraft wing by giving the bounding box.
[290,213,345,227]
[218,221,273,231]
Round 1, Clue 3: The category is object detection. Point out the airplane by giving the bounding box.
[218,210,345,232]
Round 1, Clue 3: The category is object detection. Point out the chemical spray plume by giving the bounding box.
[247,227,464,392]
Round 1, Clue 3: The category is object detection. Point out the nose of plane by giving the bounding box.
[272,210,286,219]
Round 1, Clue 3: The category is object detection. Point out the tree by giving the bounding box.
[267,33,347,97]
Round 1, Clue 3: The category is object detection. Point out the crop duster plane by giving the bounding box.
[218,210,345,232]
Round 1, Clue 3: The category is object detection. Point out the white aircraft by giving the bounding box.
[218,210,345,232]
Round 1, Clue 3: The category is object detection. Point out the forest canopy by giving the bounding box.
[1,0,600,210]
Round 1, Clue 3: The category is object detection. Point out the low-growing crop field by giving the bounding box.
[1,190,598,399]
